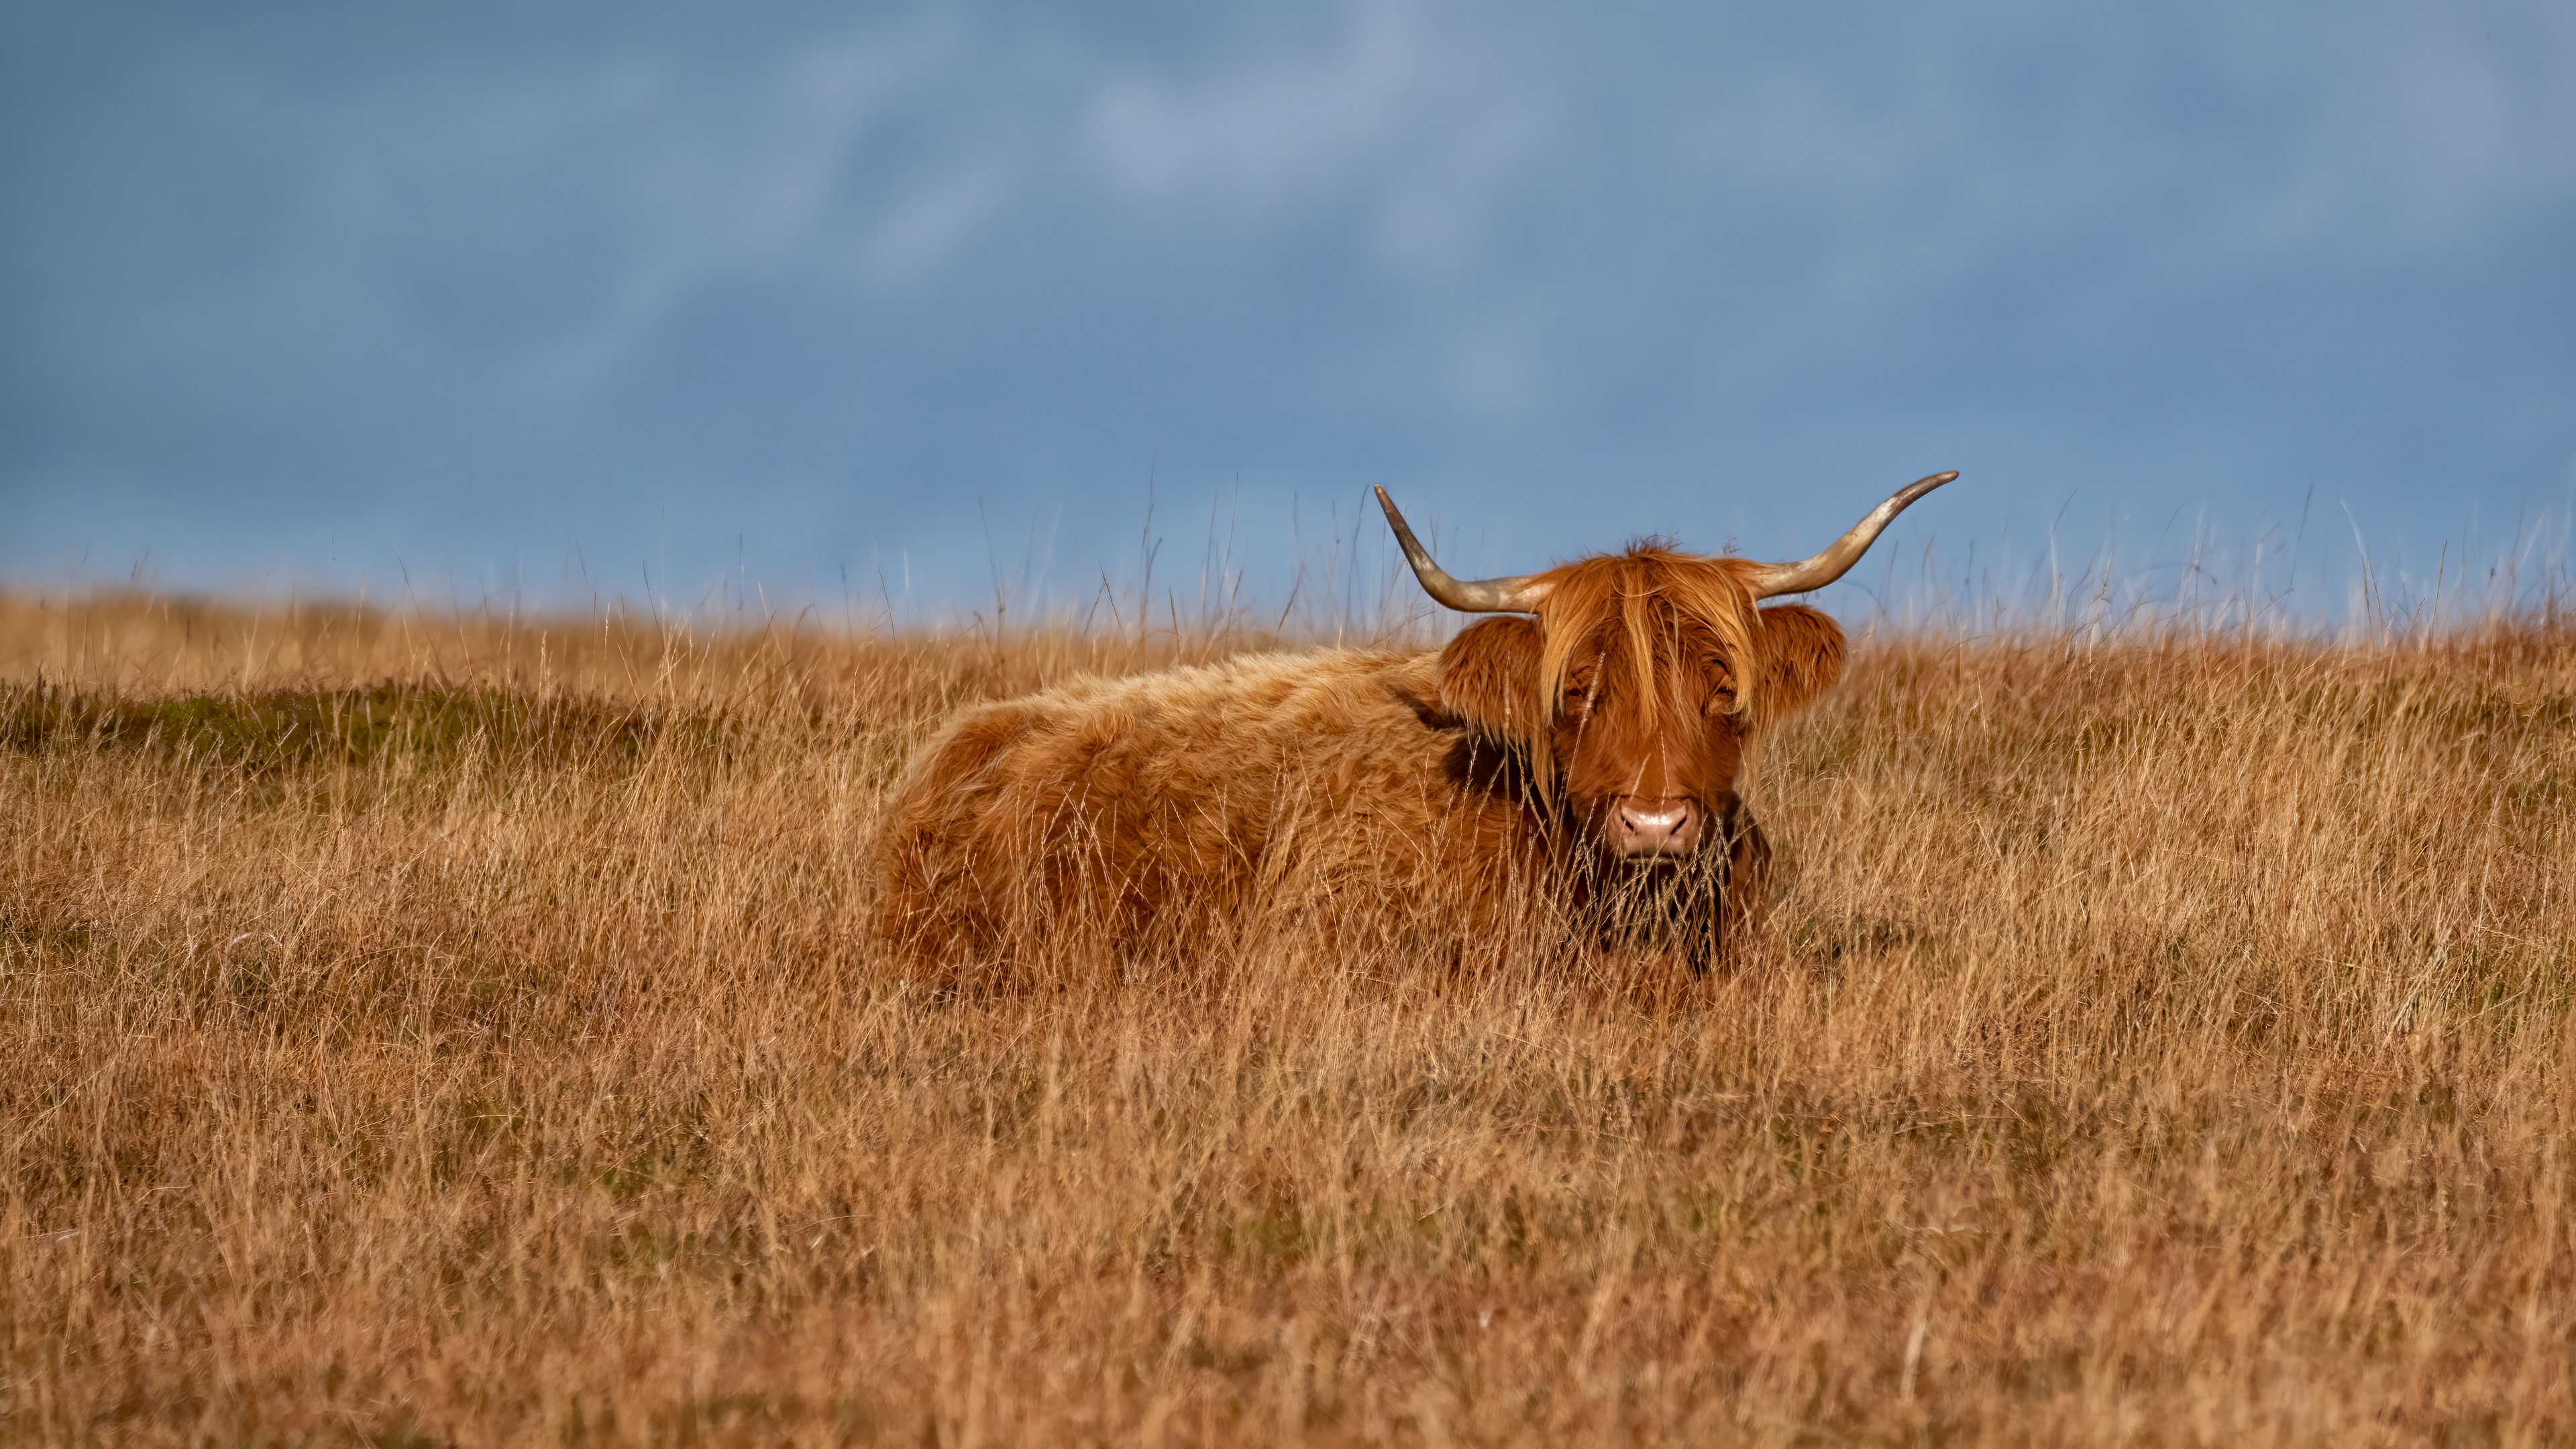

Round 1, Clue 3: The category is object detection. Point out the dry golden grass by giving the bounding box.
[3,588,2571,1446]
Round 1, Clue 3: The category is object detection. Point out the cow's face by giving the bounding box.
[1380,472,1949,859]
[1433,551,1845,862]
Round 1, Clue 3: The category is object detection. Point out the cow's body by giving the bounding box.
[873,648,1562,973]
[873,474,1953,978]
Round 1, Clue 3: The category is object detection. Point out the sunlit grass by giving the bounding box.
[3,590,2571,1446]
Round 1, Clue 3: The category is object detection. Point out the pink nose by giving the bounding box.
[1609,797,1700,856]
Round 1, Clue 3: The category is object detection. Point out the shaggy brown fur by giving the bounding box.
[874,547,1849,979]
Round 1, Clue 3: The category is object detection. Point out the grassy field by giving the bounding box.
[3,589,2571,1446]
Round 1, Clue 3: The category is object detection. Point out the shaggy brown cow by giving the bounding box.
[874,471,1955,977]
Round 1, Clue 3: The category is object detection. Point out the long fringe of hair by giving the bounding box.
[1527,547,1768,724]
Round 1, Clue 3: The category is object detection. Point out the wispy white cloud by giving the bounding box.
[498,19,963,385]
[1083,5,1434,207]
[855,162,1016,289]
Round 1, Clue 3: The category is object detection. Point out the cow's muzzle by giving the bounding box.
[1606,796,1701,857]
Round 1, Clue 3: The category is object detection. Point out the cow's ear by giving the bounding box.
[1435,616,1547,741]
[1748,604,1845,728]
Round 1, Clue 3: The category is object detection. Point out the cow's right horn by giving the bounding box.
[1375,486,1551,613]
[1740,471,1959,599]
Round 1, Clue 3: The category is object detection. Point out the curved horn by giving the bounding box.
[1375,486,1550,613]
[1739,471,1959,599]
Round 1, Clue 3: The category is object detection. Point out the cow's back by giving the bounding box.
[871,647,1542,977]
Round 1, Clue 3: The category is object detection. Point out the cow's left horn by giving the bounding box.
[1375,486,1550,613]
[1741,471,1960,600]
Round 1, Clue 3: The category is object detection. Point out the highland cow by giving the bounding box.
[874,472,1956,977]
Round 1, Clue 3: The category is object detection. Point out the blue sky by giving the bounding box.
[3,1,2571,624]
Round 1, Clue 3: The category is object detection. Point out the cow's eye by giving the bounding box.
[1704,665,1738,714]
